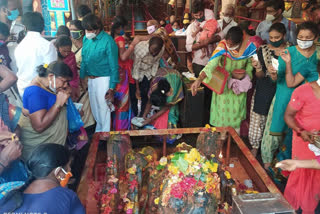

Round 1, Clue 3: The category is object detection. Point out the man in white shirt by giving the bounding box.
[217,4,238,40]
[15,12,57,96]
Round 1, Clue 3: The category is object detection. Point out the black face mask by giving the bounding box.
[58,51,65,59]
[70,31,82,40]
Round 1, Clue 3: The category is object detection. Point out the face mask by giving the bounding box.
[297,39,314,49]
[166,20,170,24]
[86,32,96,40]
[55,167,73,188]
[119,29,125,36]
[223,16,232,23]
[0,40,5,46]
[227,44,240,51]
[71,30,82,40]
[265,14,276,22]
[125,44,129,49]
[173,28,178,32]
[7,9,19,21]
[197,16,205,23]
[147,25,156,34]
[317,79,320,87]
[161,24,166,27]
[49,75,56,93]
[269,38,284,47]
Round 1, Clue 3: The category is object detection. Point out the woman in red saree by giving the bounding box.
[111,16,140,130]
[283,78,320,214]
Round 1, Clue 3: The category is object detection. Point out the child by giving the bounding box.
[0,21,11,68]
[55,35,79,101]
[198,10,218,59]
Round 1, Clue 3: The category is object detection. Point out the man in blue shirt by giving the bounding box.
[256,0,297,45]
[80,14,119,132]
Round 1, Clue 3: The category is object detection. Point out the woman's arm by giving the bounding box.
[284,104,314,142]
[142,101,152,119]
[119,35,152,61]
[281,50,304,87]
[0,65,17,93]
[29,90,69,133]
[276,159,320,171]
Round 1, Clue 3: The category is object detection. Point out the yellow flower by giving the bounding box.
[146,155,153,162]
[224,171,231,179]
[154,197,160,205]
[128,165,137,175]
[127,201,134,209]
[168,164,179,175]
[185,148,201,164]
[211,127,216,132]
[203,161,218,173]
[211,163,218,173]
[159,157,167,166]
[205,124,211,129]
[211,154,215,158]
[43,63,48,69]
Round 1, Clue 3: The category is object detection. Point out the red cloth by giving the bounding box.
[115,36,135,84]
[165,24,173,34]
[284,83,320,213]
[151,109,169,129]
[63,52,79,88]
[199,19,218,41]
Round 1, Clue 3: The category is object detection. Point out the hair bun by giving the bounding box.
[36,64,48,77]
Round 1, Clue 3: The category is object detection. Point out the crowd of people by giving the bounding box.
[0,0,319,213]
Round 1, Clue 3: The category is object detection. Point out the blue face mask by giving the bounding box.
[0,40,5,46]
[119,29,125,36]
[173,28,178,32]
[166,20,170,24]
[7,9,19,21]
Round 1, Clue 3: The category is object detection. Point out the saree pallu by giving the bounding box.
[113,66,131,131]
[148,68,184,143]
[78,83,95,128]
[148,68,184,127]
[0,93,21,132]
[18,107,68,161]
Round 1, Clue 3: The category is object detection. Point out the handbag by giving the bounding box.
[202,51,229,95]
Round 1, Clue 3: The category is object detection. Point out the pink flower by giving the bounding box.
[110,187,118,194]
[107,160,113,168]
[126,209,133,214]
[103,207,112,214]
[129,179,138,191]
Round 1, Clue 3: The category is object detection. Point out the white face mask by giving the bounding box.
[86,32,96,40]
[265,14,276,22]
[227,44,240,51]
[317,79,320,87]
[147,25,156,34]
[223,16,232,23]
[297,39,314,49]
[49,75,56,93]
